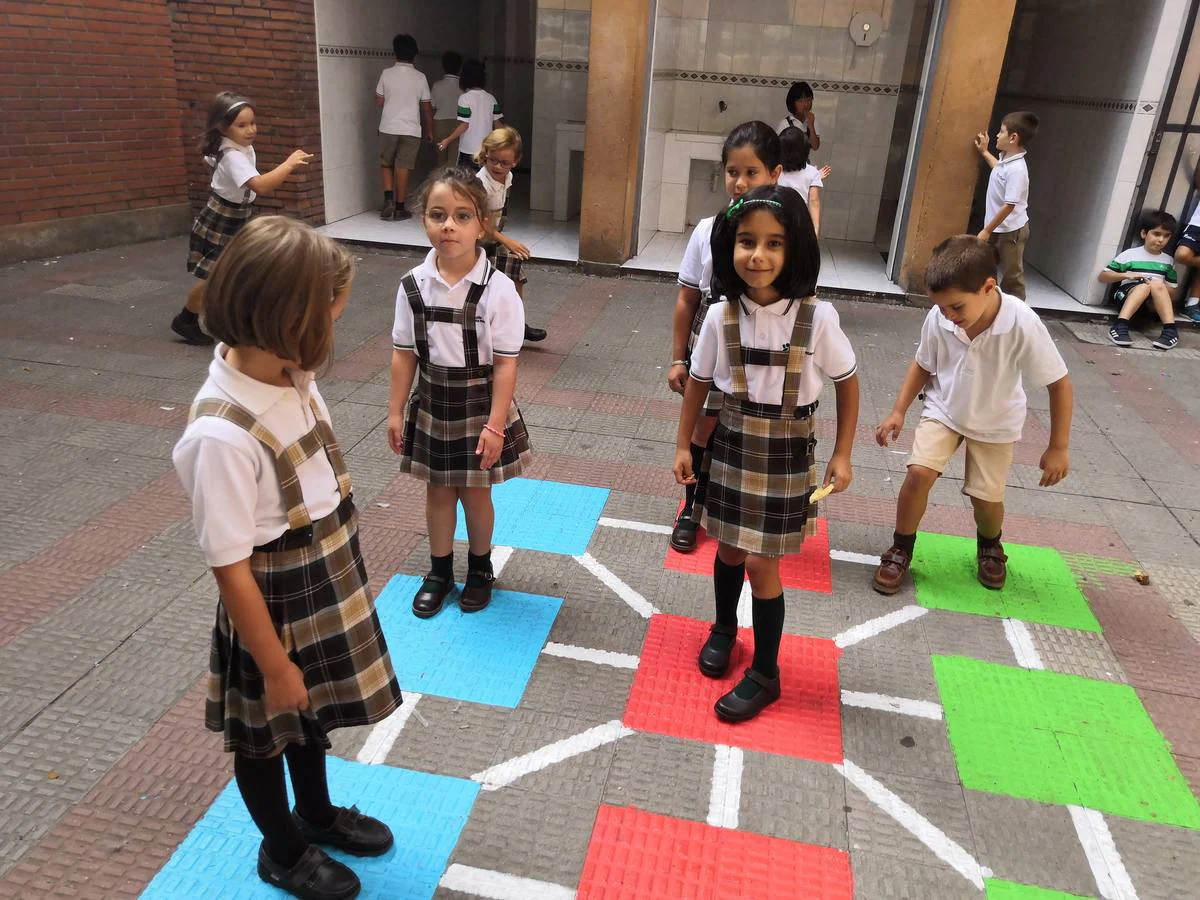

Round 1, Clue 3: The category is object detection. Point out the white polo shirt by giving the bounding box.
[392,248,524,366]
[476,166,511,224]
[376,62,431,137]
[678,215,716,297]
[456,89,503,156]
[915,290,1068,444]
[207,139,259,204]
[985,151,1030,233]
[172,346,342,568]
[690,297,857,407]
[431,74,461,121]
[777,114,818,138]
[778,166,823,206]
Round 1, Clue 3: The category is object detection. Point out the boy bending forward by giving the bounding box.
[873,235,1072,594]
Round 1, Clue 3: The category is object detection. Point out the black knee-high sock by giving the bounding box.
[733,593,785,698]
[684,442,706,511]
[283,738,337,829]
[235,752,308,868]
[709,556,744,651]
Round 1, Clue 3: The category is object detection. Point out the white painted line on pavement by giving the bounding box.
[492,545,514,577]
[736,581,753,628]
[841,690,943,720]
[1069,805,1138,900]
[542,642,639,669]
[472,719,634,791]
[439,864,577,900]
[836,760,992,889]
[834,605,929,648]
[1003,618,1044,670]
[707,744,744,829]
[597,516,674,536]
[830,549,882,567]
[574,552,659,618]
[356,693,423,765]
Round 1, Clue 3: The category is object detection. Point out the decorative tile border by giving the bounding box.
[318,44,392,59]
[999,91,1145,114]
[668,70,899,95]
[536,58,590,71]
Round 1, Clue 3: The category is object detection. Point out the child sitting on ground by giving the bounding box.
[1100,209,1180,350]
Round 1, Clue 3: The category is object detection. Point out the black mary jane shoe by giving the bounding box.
[698,623,738,678]
[412,573,454,618]
[460,568,495,613]
[256,843,361,900]
[670,510,699,553]
[714,668,781,723]
[524,324,547,342]
[293,805,394,857]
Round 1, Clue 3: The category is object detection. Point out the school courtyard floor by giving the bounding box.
[3,238,1200,900]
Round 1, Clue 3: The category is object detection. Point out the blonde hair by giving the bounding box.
[474,126,523,167]
[203,216,353,371]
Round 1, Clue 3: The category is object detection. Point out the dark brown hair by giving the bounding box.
[203,216,353,371]
[409,165,489,224]
[926,235,998,295]
[1002,110,1039,147]
[710,184,820,301]
[200,90,253,158]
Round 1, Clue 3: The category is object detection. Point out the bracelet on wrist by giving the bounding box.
[482,423,505,438]
[670,359,688,367]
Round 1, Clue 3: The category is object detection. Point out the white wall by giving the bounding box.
[993,0,1188,304]
[315,0,482,223]
[531,1,590,212]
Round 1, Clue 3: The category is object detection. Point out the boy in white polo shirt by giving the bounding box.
[975,111,1039,300]
[873,235,1072,594]
[376,33,433,221]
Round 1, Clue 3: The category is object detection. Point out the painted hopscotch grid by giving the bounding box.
[455,478,610,556]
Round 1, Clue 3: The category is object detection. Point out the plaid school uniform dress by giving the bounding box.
[680,219,724,417]
[398,265,532,486]
[696,297,821,557]
[480,173,526,285]
[186,150,253,280]
[190,398,403,759]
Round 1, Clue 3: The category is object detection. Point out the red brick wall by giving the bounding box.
[0,0,188,228]
[166,0,324,224]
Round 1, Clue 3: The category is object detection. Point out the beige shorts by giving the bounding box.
[908,418,1013,503]
[380,133,421,168]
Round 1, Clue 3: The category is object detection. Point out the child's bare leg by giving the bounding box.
[970,495,1007,589]
[458,487,495,556]
[1116,282,1151,320]
[1148,281,1176,324]
[415,483,460,615]
[715,549,784,719]
[394,166,411,205]
[970,496,1004,539]
[380,165,394,193]
[896,464,939,534]
[185,281,205,314]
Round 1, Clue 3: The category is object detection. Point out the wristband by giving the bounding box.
[482,423,505,438]
[670,359,688,367]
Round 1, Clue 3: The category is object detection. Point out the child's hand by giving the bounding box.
[1039,446,1069,486]
[387,413,405,454]
[476,427,504,469]
[976,228,992,241]
[819,165,832,180]
[974,132,988,153]
[805,110,816,130]
[288,149,314,168]
[823,454,853,494]
[674,447,696,485]
[264,661,310,715]
[667,363,689,395]
[506,239,531,260]
[875,411,904,447]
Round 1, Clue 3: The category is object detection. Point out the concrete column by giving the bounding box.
[898,0,1017,294]
[578,0,653,267]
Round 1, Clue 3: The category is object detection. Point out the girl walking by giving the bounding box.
[667,121,783,554]
[173,217,403,900]
[388,168,533,618]
[436,58,503,169]
[474,126,547,343]
[172,91,312,345]
[778,126,831,237]
[674,185,860,722]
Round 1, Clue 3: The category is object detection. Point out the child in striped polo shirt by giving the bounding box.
[1100,209,1181,350]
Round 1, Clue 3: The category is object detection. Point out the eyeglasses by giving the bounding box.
[485,156,516,169]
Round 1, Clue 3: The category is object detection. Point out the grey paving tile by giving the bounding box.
[485,707,620,801]
[1108,815,1200,900]
[519,653,635,722]
[739,751,849,850]
[921,611,1015,666]
[384,696,512,780]
[844,768,975,868]
[841,706,959,785]
[1028,622,1129,683]
[601,731,712,824]
[849,851,979,899]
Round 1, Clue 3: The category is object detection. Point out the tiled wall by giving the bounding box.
[987,0,1186,304]
[479,1,537,192]
[639,0,921,248]
[532,0,591,212]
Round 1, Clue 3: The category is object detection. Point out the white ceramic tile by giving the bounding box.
[672,82,702,132]
[654,15,679,71]
[682,0,710,18]
[814,27,848,81]
[536,10,564,59]
[847,193,882,242]
[822,144,860,187]
[658,0,683,15]
[842,41,876,84]
[854,143,889,196]
[792,0,824,25]
[820,190,850,240]
[562,10,591,61]
[704,20,737,74]
[659,182,689,232]
[676,17,708,70]
[561,70,589,121]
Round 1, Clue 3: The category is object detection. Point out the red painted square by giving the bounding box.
[665,511,832,594]
[578,805,854,900]
[624,614,842,762]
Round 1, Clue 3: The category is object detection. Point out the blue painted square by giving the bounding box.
[143,757,478,900]
[454,477,609,556]
[376,574,561,708]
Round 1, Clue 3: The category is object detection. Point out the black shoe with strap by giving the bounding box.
[714,668,781,723]
[524,324,547,342]
[412,573,453,618]
[697,622,738,678]
[670,508,699,553]
[256,844,360,900]
[460,567,495,613]
[293,805,394,857]
[171,313,214,346]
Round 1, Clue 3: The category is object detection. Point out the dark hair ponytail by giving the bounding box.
[721,121,781,172]
[200,90,253,158]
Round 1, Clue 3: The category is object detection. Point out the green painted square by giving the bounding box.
[985,879,1092,899]
[912,533,1100,631]
[934,656,1200,829]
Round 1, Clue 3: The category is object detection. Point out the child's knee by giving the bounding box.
[716,543,746,566]
[903,464,939,490]
[1175,246,1198,266]
[744,554,778,582]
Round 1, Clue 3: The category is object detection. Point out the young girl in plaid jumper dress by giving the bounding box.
[674,185,860,723]
[388,168,533,619]
[174,217,403,900]
[667,121,783,554]
[171,91,312,346]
